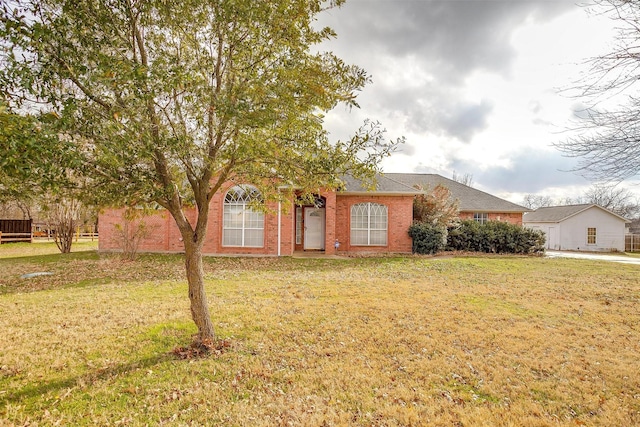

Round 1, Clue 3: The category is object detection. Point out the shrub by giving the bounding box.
[446,219,480,252]
[447,220,545,254]
[408,222,447,254]
[110,209,156,260]
[412,184,459,229]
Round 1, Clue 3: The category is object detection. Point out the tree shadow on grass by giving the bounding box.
[0,352,172,410]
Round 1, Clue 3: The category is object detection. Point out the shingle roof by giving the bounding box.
[388,173,529,213]
[523,204,630,223]
[340,174,420,194]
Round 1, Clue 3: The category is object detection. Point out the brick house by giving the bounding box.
[99,173,529,256]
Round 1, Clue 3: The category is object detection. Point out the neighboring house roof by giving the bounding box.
[381,173,530,213]
[523,204,631,223]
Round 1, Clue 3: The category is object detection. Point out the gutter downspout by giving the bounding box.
[277,199,281,257]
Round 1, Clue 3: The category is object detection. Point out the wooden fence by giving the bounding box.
[0,219,32,243]
[32,231,99,241]
[0,220,98,243]
[626,234,640,252]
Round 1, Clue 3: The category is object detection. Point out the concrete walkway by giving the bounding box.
[546,250,640,265]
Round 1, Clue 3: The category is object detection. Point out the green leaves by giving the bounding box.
[447,220,546,254]
[2,0,400,217]
[1,0,406,342]
[0,104,72,201]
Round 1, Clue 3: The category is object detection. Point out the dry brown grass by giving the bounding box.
[0,247,639,426]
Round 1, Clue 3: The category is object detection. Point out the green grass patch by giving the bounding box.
[0,240,99,259]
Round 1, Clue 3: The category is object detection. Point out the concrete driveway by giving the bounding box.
[546,250,640,265]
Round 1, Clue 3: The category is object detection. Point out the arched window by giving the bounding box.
[223,185,264,247]
[350,202,387,246]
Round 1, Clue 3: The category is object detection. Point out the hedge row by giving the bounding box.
[409,220,546,255]
[408,223,447,255]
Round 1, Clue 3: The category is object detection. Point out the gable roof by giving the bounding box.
[381,173,529,213]
[523,204,631,223]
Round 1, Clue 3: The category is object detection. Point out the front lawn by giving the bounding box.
[0,239,99,259]
[1,248,638,426]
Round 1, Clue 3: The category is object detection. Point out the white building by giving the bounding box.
[523,204,630,252]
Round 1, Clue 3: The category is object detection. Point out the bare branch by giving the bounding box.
[558,0,640,181]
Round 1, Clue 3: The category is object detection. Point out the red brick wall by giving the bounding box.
[99,191,415,256]
[279,199,295,256]
[99,189,528,256]
[458,211,524,225]
[99,182,297,256]
[334,195,414,254]
[201,183,294,256]
[323,191,337,255]
[99,208,193,253]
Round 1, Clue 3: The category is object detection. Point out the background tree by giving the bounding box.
[409,184,458,255]
[0,197,34,220]
[556,0,640,181]
[1,0,399,347]
[42,195,82,253]
[413,184,459,228]
[0,104,70,208]
[584,183,640,218]
[1,102,88,250]
[521,194,554,210]
[451,171,474,187]
[522,183,639,218]
[1,101,83,247]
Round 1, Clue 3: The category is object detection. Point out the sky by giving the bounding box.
[315,0,640,205]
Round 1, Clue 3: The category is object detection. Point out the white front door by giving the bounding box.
[304,207,325,250]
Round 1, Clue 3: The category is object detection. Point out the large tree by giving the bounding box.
[1,103,84,252]
[0,0,398,346]
[0,104,73,205]
[584,182,640,218]
[557,0,640,181]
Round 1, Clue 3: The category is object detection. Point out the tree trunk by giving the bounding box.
[183,240,216,343]
[55,219,74,253]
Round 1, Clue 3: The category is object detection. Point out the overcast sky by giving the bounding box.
[316,0,640,204]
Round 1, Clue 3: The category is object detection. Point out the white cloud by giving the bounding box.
[317,0,637,203]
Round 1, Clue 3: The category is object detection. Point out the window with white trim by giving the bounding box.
[350,202,388,246]
[587,227,596,245]
[223,185,264,247]
[474,212,488,224]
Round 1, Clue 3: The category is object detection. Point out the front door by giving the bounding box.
[304,207,325,250]
[547,226,559,250]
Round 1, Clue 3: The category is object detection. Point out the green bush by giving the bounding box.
[447,220,545,254]
[408,223,447,254]
[446,220,480,251]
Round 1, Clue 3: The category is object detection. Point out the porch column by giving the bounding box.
[323,191,337,255]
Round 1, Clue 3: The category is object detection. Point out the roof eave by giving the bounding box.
[460,208,529,213]
[338,191,420,197]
